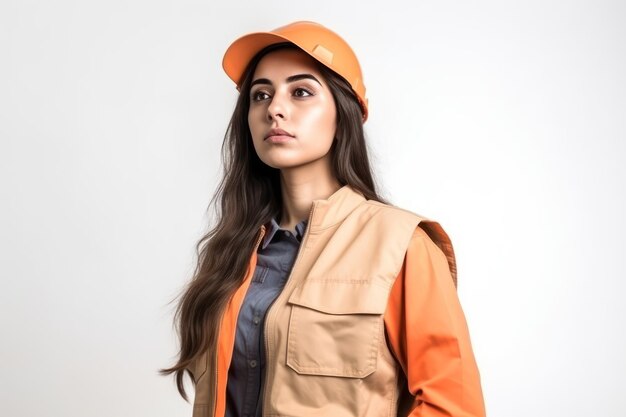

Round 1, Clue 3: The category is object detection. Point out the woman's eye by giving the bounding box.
[252,91,270,101]
[294,88,313,97]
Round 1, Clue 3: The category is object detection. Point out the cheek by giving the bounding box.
[301,102,336,139]
[321,106,337,145]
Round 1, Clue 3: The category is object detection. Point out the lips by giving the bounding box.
[265,128,294,140]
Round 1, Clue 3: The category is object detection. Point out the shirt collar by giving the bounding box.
[261,215,309,250]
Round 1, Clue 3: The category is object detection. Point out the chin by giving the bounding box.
[259,156,308,170]
[258,150,330,170]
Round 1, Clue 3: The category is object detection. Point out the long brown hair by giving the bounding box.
[159,41,391,401]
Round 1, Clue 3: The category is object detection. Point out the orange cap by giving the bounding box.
[222,21,369,122]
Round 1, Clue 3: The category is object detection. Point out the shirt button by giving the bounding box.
[249,359,257,368]
[253,315,260,325]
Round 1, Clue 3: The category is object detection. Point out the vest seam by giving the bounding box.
[363,200,429,220]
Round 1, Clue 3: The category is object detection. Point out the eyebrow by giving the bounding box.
[250,73,322,88]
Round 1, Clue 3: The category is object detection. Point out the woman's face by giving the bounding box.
[247,48,337,170]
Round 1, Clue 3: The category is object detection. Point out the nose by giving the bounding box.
[266,91,287,122]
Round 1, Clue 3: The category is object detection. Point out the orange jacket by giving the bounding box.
[188,185,485,417]
[385,226,486,416]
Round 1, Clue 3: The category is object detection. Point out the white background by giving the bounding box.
[1,1,625,416]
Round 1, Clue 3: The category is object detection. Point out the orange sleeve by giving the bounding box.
[383,226,486,417]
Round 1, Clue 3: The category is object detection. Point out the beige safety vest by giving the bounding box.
[189,184,456,417]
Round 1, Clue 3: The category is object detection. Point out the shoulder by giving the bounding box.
[355,199,432,237]
[360,199,449,243]
[360,199,458,287]
[362,199,429,222]
[406,225,449,266]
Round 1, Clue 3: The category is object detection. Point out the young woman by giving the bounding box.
[161,21,486,417]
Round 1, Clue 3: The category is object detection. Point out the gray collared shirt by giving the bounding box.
[225,215,309,417]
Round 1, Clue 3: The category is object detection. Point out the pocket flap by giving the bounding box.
[287,277,390,315]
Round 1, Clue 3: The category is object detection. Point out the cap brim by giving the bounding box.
[222,32,295,89]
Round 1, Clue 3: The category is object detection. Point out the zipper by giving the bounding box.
[261,203,316,416]
[212,225,266,417]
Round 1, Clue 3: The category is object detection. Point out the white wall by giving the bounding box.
[1,1,624,416]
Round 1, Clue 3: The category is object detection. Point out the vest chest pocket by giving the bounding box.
[285,278,391,378]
